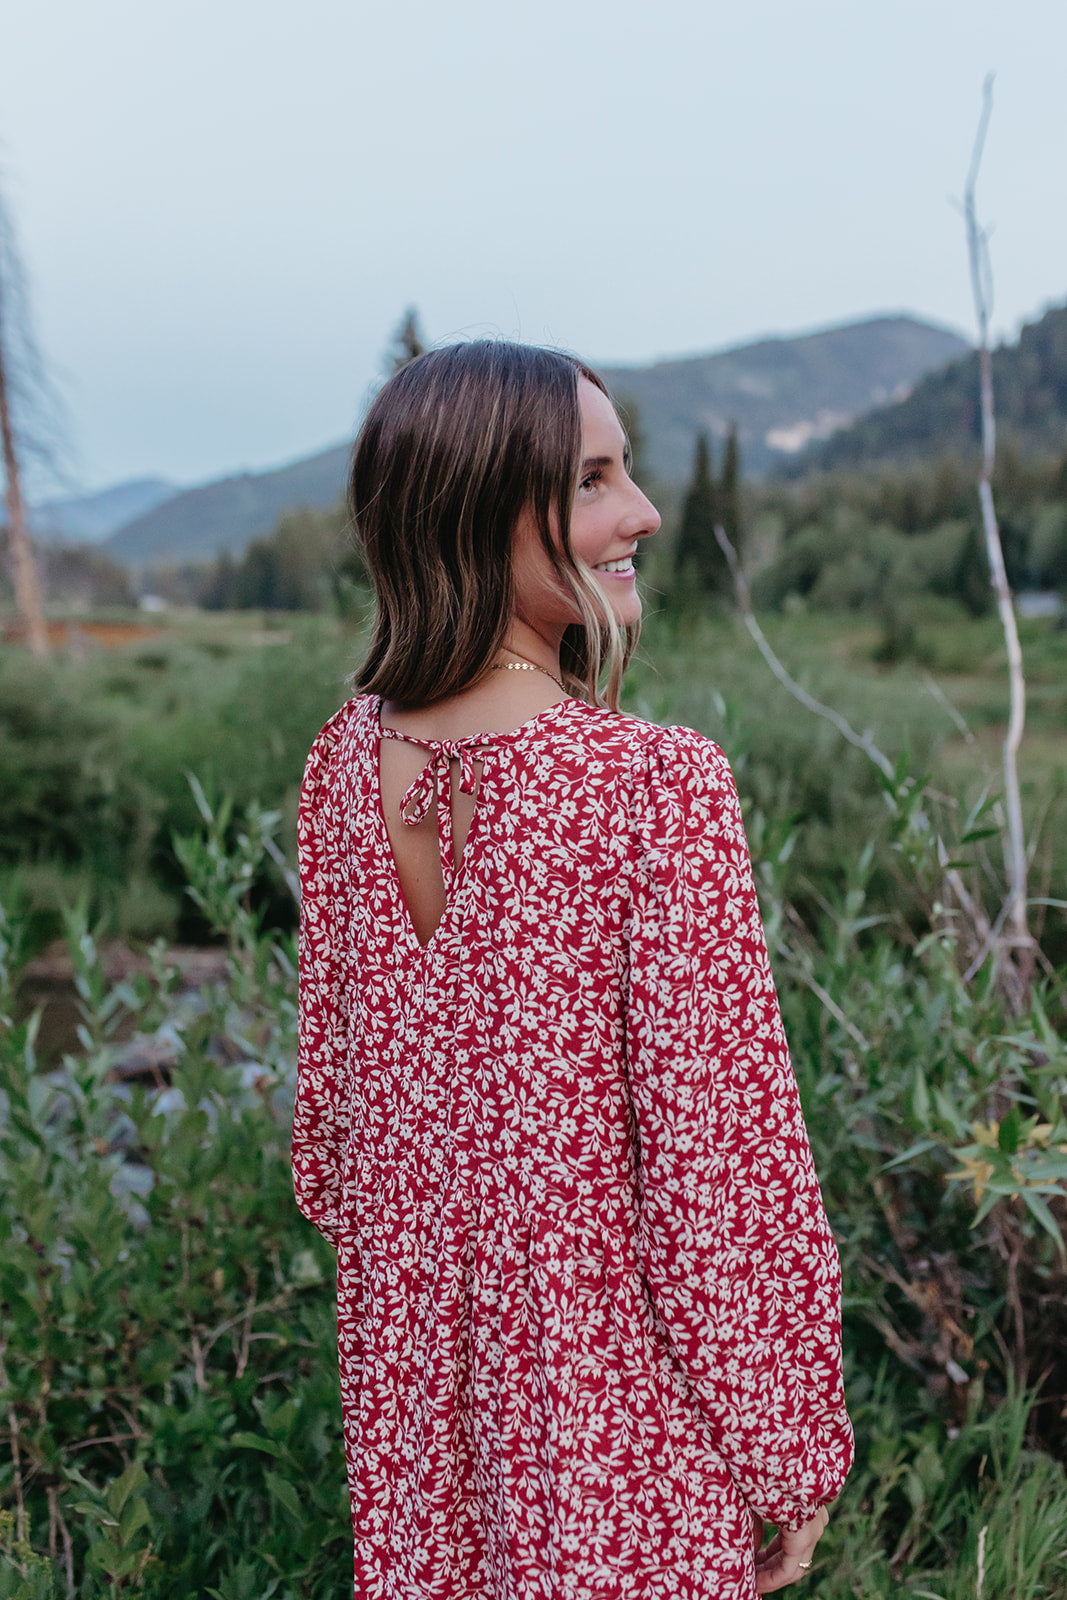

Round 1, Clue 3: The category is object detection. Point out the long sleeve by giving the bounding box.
[623,724,853,1529]
[292,705,353,1247]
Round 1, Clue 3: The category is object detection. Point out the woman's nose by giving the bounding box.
[629,484,661,538]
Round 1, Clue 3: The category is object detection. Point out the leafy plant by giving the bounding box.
[0,809,349,1598]
[3,621,1066,1594]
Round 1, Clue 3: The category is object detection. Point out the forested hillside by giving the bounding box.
[31,478,177,543]
[795,300,1067,473]
[601,314,967,482]
[100,315,966,567]
[103,443,351,564]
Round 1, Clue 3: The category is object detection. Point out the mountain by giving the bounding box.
[103,312,969,566]
[599,314,969,482]
[104,444,351,565]
[31,478,178,543]
[791,301,1067,475]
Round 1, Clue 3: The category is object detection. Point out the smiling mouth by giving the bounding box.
[594,558,635,575]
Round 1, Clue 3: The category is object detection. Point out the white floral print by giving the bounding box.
[293,693,853,1599]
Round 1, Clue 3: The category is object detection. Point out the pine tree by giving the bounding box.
[1050,446,1067,502]
[614,393,652,493]
[718,423,744,559]
[386,307,427,375]
[953,522,992,617]
[201,551,237,611]
[673,434,730,601]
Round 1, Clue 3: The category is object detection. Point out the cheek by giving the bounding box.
[511,531,571,612]
[569,510,608,566]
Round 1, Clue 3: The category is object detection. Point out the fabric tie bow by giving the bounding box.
[396,736,493,891]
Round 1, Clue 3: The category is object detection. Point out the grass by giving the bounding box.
[2,597,1064,964]
[2,600,1066,1596]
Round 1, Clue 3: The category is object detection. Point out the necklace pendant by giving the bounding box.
[490,660,567,694]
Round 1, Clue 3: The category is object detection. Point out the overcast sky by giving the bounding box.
[2,0,1066,494]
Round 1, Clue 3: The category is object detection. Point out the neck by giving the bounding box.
[496,618,563,677]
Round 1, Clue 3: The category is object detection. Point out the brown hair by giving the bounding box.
[349,340,639,711]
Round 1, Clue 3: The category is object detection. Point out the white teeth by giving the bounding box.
[594,559,635,573]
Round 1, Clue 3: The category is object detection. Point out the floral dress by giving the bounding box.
[293,692,853,1600]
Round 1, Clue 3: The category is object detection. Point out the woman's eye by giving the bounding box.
[579,470,602,494]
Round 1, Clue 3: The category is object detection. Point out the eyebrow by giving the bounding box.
[580,445,634,474]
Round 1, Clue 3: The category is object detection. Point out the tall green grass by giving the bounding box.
[3,726,1066,1594]
[3,603,1064,959]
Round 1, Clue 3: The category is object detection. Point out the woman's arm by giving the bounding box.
[292,706,353,1247]
[624,726,853,1530]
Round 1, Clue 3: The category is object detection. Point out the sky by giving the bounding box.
[2,0,1066,495]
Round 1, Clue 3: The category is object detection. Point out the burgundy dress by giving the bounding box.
[293,692,852,1600]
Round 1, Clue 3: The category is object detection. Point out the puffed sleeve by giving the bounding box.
[292,703,354,1246]
[623,724,853,1529]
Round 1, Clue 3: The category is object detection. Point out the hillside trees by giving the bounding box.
[951,523,993,617]
[719,424,743,554]
[386,306,427,374]
[671,425,745,605]
[613,393,653,493]
[201,506,348,612]
[749,437,1067,619]
[796,300,1067,474]
[673,434,721,596]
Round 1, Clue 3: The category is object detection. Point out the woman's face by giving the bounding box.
[511,378,661,637]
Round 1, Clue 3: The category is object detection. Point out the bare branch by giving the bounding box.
[921,671,978,748]
[770,935,874,1055]
[0,187,49,656]
[714,519,999,965]
[263,832,301,907]
[962,75,1034,1008]
[713,521,895,780]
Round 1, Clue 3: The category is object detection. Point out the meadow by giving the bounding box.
[1,597,1066,1597]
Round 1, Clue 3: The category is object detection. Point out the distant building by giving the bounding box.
[1016,591,1063,620]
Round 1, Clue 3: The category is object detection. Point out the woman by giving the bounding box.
[293,341,853,1599]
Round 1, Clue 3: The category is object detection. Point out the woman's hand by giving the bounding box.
[753,1506,829,1592]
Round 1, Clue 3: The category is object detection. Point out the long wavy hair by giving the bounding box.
[349,340,640,711]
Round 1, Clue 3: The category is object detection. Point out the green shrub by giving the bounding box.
[0,809,349,1598]
[0,621,355,951]
[3,757,1066,1594]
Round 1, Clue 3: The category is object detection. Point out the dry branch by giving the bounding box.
[0,196,49,657]
[711,524,895,780]
[712,520,998,967]
[963,75,1034,1007]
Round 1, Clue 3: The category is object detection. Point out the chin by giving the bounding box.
[609,596,642,628]
[587,580,639,628]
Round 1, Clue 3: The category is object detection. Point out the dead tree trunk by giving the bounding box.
[0,267,48,657]
[964,76,1033,1010]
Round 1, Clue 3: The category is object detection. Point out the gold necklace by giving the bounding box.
[490,656,568,694]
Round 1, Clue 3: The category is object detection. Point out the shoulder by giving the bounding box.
[558,706,739,856]
[300,696,367,803]
[585,716,744,871]
[569,705,733,796]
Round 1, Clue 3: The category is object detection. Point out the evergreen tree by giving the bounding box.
[1051,446,1067,503]
[718,423,744,558]
[201,551,237,611]
[930,453,968,524]
[386,307,427,375]
[236,540,276,609]
[953,523,992,617]
[200,508,344,613]
[673,433,730,601]
[614,393,652,492]
[1043,520,1067,592]
[997,513,1030,591]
